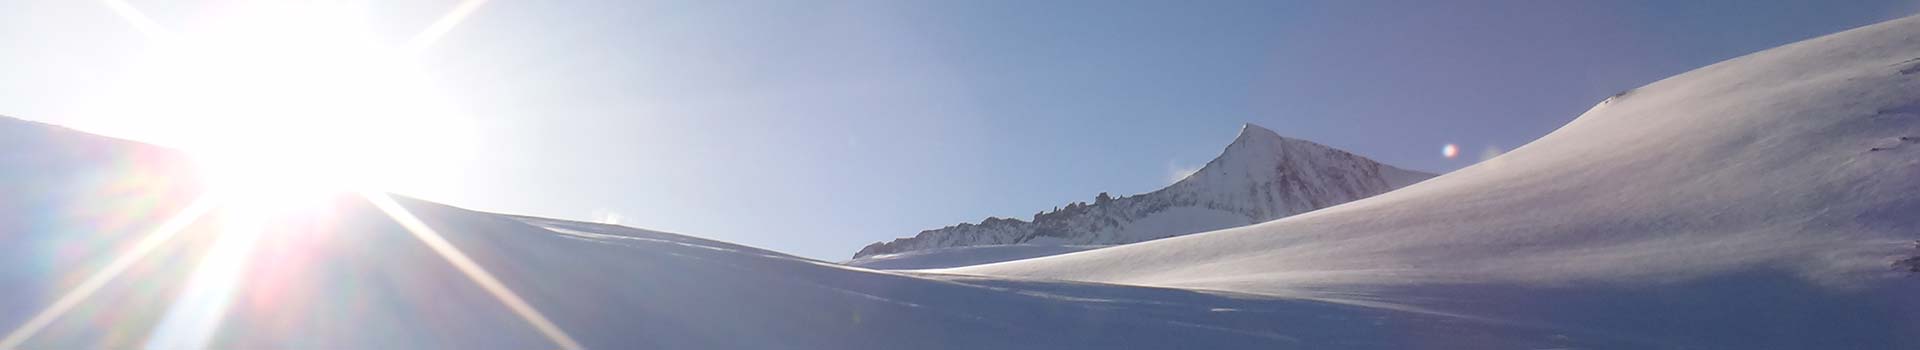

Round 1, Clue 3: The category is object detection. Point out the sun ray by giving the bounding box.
[102,0,169,39]
[0,195,217,349]
[142,202,271,349]
[361,191,583,350]
[408,0,489,51]
[74,1,561,347]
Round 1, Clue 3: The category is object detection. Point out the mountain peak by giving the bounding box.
[1190,122,1391,188]
[1231,122,1285,145]
[1217,122,1343,163]
[851,123,1435,260]
[1208,123,1302,174]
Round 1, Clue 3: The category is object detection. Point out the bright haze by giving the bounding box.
[2,0,1915,259]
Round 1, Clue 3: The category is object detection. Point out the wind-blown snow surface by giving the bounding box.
[953,14,1920,348]
[0,117,1627,349]
[854,124,1433,260]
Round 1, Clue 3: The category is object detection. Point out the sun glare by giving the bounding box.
[114,1,476,206]
[0,2,588,349]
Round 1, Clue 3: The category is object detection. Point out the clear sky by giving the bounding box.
[3,0,1916,259]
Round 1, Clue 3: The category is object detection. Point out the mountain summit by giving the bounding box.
[852,123,1433,259]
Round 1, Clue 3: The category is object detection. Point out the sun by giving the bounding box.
[110,1,477,207]
[0,3,582,350]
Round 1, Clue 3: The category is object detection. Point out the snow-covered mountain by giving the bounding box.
[853,124,1433,260]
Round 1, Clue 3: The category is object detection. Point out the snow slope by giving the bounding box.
[952,14,1920,349]
[854,124,1434,259]
[0,117,1633,349]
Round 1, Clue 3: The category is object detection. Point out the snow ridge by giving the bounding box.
[853,124,1434,259]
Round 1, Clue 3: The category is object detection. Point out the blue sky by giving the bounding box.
[3,0,1916,259]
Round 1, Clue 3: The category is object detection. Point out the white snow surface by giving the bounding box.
[949,14,1920,348]
[854,123,1434,259]
[0,117,1620,349]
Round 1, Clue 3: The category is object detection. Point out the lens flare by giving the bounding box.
[362,192,584,350]
[105,0,478,202]
[0,195,217,349]
[1442,143,1460,159]
[0,1,581,349]
[144,205,269,349]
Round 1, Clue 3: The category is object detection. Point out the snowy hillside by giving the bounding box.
[951,14,1920,349]
[853,124,1433,260]
[0,117,1636,349]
